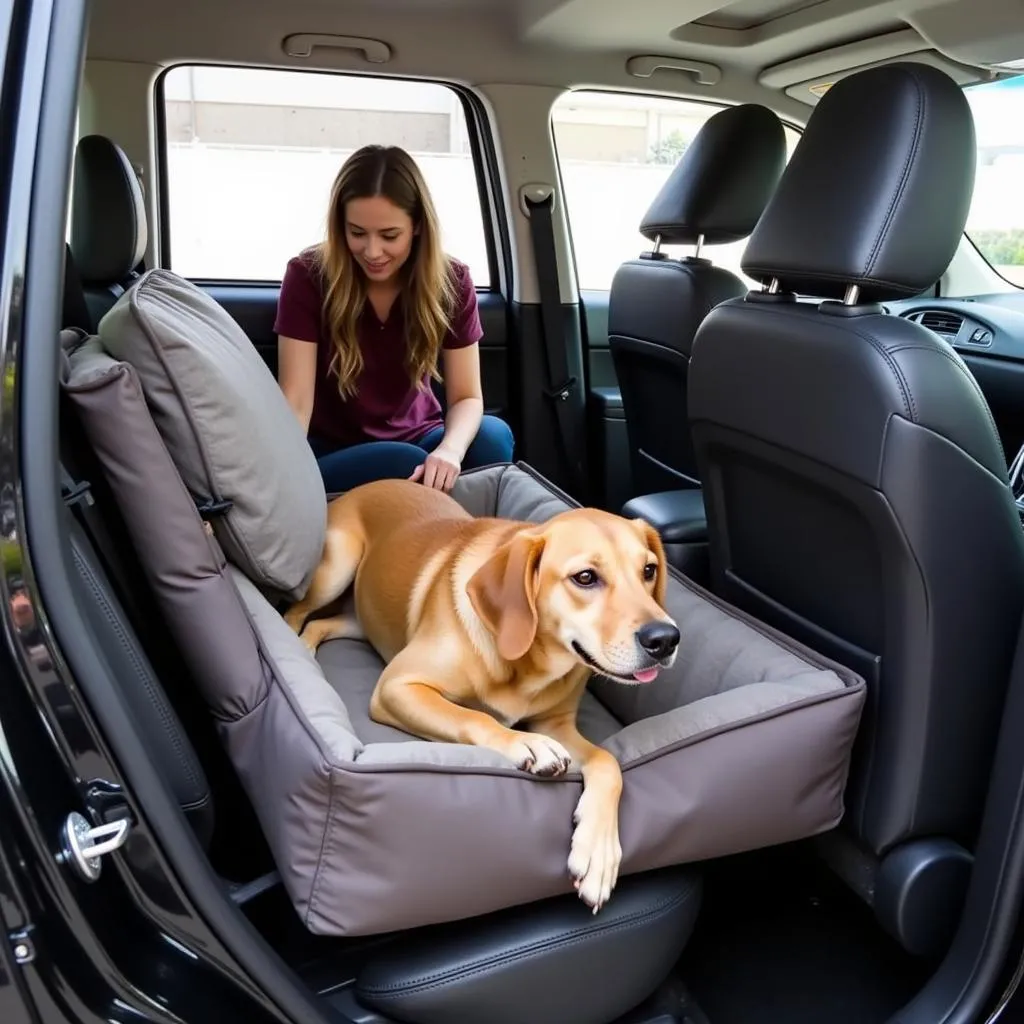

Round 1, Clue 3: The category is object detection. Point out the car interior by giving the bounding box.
[10,0,1024,1021]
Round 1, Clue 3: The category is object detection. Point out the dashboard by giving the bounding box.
[887,291,1024,360]
[887,289,1024,463]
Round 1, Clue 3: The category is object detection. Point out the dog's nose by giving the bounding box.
[635,621,680,660]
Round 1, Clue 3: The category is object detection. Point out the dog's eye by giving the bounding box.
[643,563,657,582]
[570,569,599,588]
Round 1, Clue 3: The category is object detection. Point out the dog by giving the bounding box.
[283,478,680,912]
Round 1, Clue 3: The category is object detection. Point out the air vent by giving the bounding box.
[917,311,964,338]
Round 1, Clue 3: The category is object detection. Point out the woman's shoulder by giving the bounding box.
[281,246,327,305]
[444,256,479,301]
[286,245,324,280]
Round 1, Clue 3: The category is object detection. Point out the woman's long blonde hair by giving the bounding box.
[310,145,456,399]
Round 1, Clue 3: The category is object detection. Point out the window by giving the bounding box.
[551,91,800,292]
[965,75,1024,287]
[159,66,493,286]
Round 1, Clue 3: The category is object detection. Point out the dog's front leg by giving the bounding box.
[371,652,573,777]
[530,711,623,914]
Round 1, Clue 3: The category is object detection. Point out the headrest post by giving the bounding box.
[843,284,861,306]
[652,234,662,255]
[765,278,780,295]
[694,234,704,260]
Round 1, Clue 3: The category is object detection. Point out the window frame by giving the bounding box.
[152,62,507,292]
[549,86,805,294]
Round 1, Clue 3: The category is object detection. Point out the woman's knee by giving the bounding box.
[316,441,426,492]
[463,415,515,469]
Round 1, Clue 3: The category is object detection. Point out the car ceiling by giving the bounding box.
[86,0,1023,118]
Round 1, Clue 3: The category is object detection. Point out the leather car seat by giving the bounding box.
[688,61,1024,958]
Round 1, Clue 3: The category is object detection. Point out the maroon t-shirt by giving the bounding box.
[273,253,483,448]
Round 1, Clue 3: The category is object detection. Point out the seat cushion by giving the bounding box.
[351,865,702,1024]
[98,269,326,600]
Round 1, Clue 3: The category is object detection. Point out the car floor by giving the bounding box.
[673,842,935,1024]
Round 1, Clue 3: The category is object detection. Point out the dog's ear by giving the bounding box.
[634,518,668,607]
[467,532,545,662]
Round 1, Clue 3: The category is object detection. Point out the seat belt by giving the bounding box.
[522,186,589,500]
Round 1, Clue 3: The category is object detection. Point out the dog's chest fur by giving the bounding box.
[456,663,588,728]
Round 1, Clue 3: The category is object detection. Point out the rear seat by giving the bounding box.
[57,134,707,1024]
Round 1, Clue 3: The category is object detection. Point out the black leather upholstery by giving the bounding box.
[640,104,787,246]
[742,63,975,301]
[689,62,1024,952]
[355,867,702,1024]
[622,489,706,544]
[66,509,214,846]
[70,134,147,324]
[610,261,745,495]
[610,104,786,499]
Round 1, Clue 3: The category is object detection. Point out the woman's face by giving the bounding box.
[344,195,416,284]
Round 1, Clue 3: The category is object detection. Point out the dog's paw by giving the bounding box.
[507,733,572,777]
[567,789,621,914]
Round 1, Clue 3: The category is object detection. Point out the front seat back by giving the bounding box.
[609,104,786,496]
[70,134,148,327]
[688,63,1024,955]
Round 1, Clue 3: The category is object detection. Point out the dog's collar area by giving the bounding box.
[571,641,660,684]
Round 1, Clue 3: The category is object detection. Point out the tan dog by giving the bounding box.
[284,478,680,911]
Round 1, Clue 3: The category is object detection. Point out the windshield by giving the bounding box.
[965,75,1024,286]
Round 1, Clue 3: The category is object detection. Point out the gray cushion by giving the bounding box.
[98,269,326,599]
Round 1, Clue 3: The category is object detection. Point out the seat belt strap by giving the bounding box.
[523,188,588,500]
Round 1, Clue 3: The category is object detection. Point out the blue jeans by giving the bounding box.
[310,414,515,494]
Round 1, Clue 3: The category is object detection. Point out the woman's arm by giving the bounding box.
[274,254,324,436]
[278,336,318,435]
[409,343,483,490]
[437,343,484,459]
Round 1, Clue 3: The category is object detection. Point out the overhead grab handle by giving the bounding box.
[626,55,721,87]
[282,33,393,64]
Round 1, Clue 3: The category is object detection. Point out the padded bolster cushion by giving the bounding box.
[61,328,868,939]
[97,269,326,599]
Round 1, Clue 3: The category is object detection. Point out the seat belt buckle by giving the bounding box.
[543,376,577,402]
[61,478,94,509]
[196,497,234,520]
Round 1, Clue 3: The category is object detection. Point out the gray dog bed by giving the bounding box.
[60,270,866,937]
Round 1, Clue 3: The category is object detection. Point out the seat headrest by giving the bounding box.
[639,104,787,247]
[741,63,976,302]
[70,135,148,287]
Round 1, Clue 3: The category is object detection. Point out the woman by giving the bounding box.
[275,144,514,494]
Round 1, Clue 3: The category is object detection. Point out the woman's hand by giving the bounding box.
[409,442,462,492]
